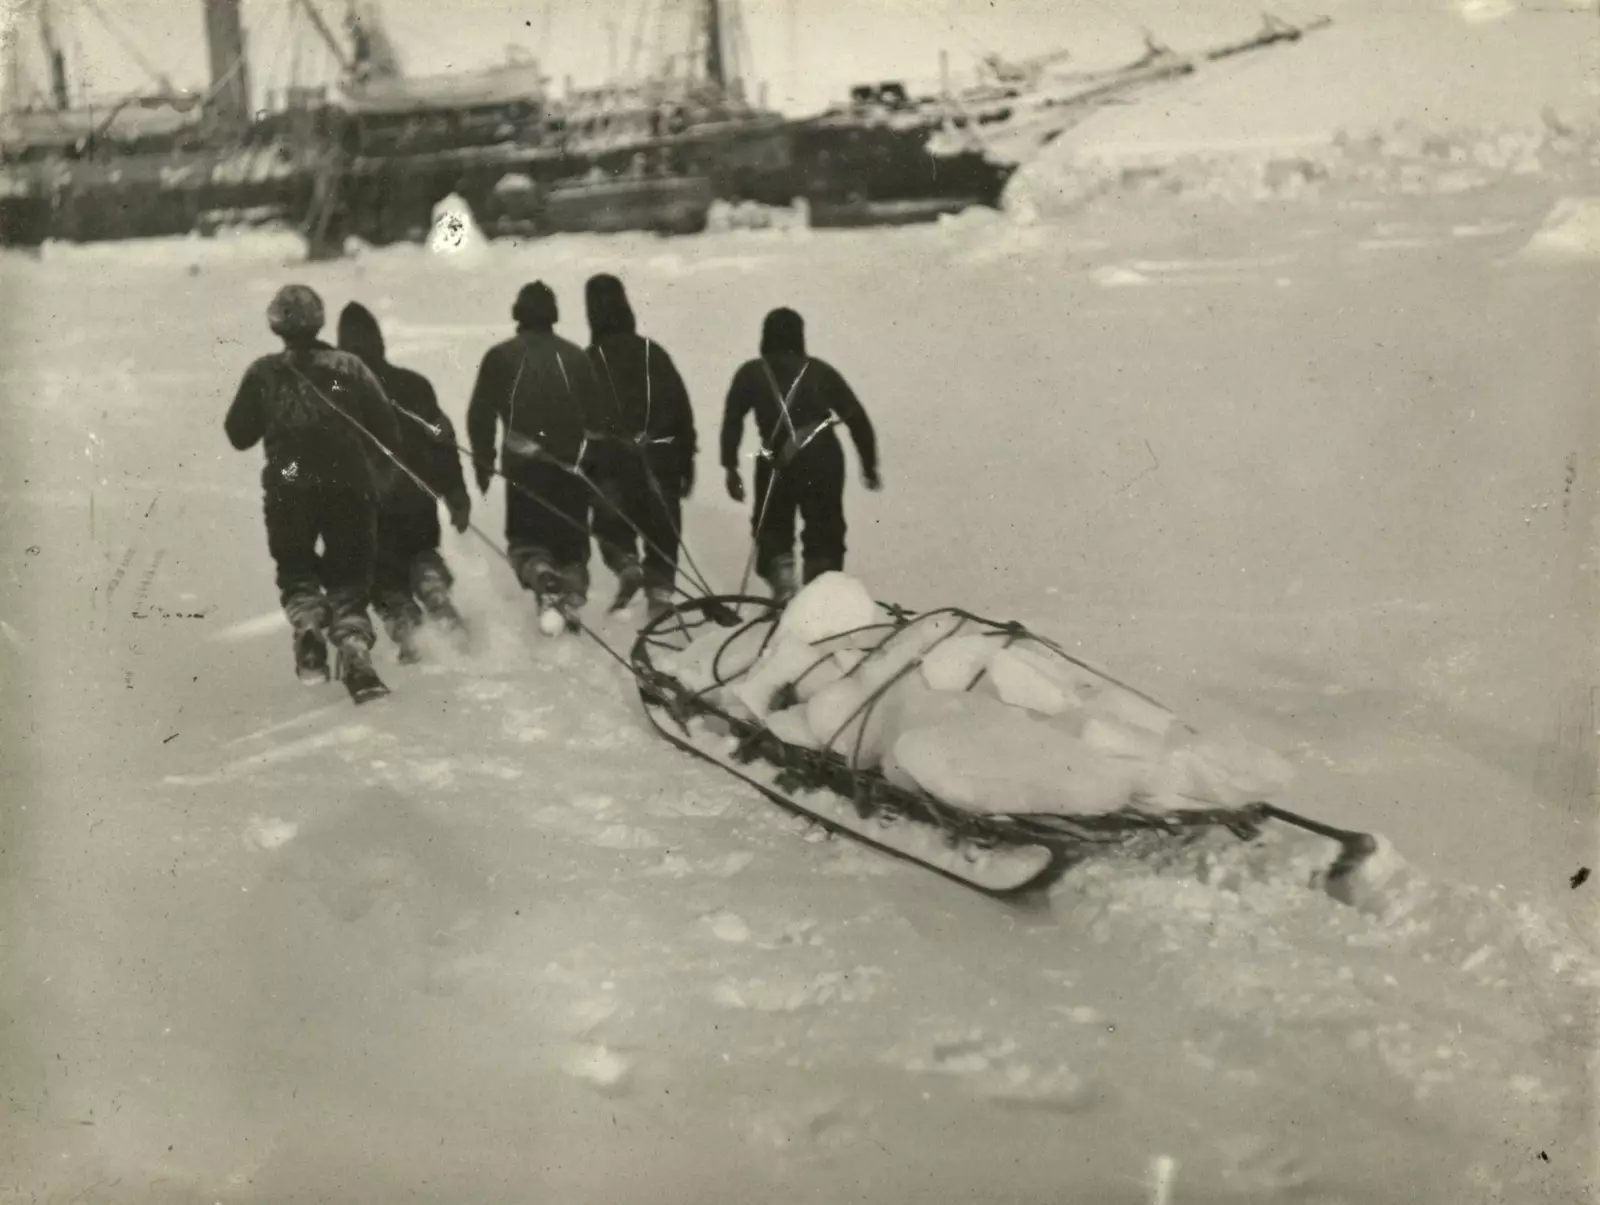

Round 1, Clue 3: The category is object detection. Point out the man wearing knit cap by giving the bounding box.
[225,284,401,701]
[720,306,881,602]
[466,281,607,634]
[583,273,698,623]
[337,301,472,661]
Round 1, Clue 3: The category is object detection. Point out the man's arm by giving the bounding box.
[719,365,754,471]
[657,349,697,492]
[465,348,504,492]
[825,364,878,483]
[223,361,267,451]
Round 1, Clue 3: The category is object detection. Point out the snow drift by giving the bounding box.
[1007,6,1600,216]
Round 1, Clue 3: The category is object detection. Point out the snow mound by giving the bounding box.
[775,572,878,645]
[1517,195,1600,260]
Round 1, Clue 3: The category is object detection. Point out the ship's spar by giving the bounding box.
[0,1,1331,250]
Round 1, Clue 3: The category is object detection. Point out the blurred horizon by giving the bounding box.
[2,0,1589,120]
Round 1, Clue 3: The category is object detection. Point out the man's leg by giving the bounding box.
[593,470,644,609]
[549,467,593,615]
[507,461,588,629]
[752,462,799,601]
[798,451,848,585]
[319,488,387,698]
[637,465,682,591]
[264,485,331,682]
[373,507,425,662]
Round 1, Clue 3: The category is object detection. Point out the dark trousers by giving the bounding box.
[751,440,847,586]
[373,501,454,640]
[263,483,377,649]
[505,459,591,603]
[592,458,682,594]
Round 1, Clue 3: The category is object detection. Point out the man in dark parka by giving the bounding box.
[720,307,881,601]
[225,284,398,698]
[466,281,607,628]
[583,273,697,621]
[337,302,472,660]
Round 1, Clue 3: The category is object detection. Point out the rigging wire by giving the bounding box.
[76,0,172,93]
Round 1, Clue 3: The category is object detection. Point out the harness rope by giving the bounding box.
[737,358,845,597]
[595,337,720,601]
[286,357,637,665]
[347,346,715,605]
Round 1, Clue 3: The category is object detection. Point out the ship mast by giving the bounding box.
[37,0,71,110]
[704,0,725,93]
[202,0,252,128]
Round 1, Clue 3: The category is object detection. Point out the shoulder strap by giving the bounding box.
[759,358,809,448]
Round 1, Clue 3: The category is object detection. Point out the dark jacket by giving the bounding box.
[719,353,877,478]
[587,332,697,483]
[466,329,606,480]
[337,303,467,510]
[224,341,400,495]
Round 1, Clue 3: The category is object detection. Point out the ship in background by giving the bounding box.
[0,0,358,246]
[0,1,1330,249]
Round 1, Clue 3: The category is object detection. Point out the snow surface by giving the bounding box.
[3,175,1599,1202]
[1007,4,1600,218]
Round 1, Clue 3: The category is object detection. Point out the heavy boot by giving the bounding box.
[762,554,800,606]
[533,569,579,638]
[415,558,469,650]
[644,585,674,626]
[382,607,423,666]
[293,626,330,685]
[608,555,646,614]
[335,639,390,704]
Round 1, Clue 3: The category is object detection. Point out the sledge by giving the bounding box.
[629,588,1378,902]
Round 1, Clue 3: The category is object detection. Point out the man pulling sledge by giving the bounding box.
[466,281,608,635]
[336,302,472,661]
[583,274,699,624]
[720,307,881,603]
[224,284,400,702]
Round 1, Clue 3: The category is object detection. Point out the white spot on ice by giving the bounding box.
[1093,265,1149,288]
[207,610,289,643]
[593,824,661,850]
[165,724,374,786]
[706,912,752,943]
[1518,196,1600,262]
[245,817,299,851]
[561,1043,631,1092]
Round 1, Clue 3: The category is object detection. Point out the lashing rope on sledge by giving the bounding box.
[628,593,1380,900]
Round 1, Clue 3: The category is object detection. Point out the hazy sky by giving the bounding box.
[3,0,1367,115]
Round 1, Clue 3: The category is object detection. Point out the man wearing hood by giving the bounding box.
[466,281,607,634]
[720,307,881,602]
[224,284,399,702]
[582,274,698,622]
[336,302,472,661]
